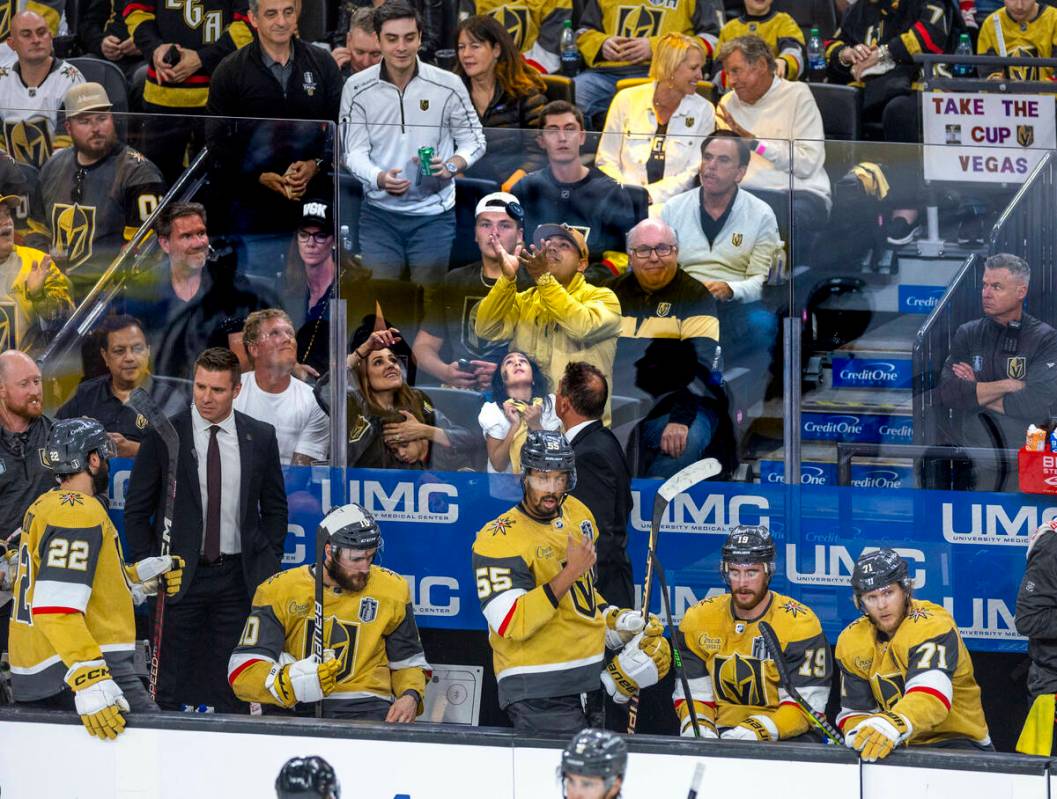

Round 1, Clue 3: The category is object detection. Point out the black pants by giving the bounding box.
[157,556,250,713]
[505,690,605,737]
[139,103,204,186]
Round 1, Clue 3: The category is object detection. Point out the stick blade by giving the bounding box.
[657,458,721,502]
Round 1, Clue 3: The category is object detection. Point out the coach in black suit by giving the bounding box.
[125,347,288,712]
[556,362,635,609]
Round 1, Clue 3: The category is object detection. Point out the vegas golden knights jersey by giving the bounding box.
[835,599,990,746]
[675,591,831,738]
[978,6,1057,81]
[8,488,137,701]
[459,0,572,73]
[0,59,84,168]
[0,0,66,42]
[718,11,805,80]
[472,496,608,709]
[228,564,430,714]
[577,0,724,68]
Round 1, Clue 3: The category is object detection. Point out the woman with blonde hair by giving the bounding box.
[596,32,716,208]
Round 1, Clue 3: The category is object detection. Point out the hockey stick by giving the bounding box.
[652,552,704,740]
[313,522,327,719]
[757,620,842,744]
[687,763,704,799]
[128,388,178,702]
[627,458,720,734]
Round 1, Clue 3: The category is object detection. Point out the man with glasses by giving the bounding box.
[233,308,329,466]
[37,82,165,300]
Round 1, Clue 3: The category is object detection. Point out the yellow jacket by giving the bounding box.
[1,244,74,351]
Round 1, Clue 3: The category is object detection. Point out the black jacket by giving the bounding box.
[1017,532,1057,698]
[569,420,634,608]
[123,409,289,599]
[463,80,547,184]
[0,416,55,538]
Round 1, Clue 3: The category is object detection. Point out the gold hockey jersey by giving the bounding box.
[228,564,429,713]
[472,496,607,708]
[577,0,723,68]
[978,6,1057,81]
[8,488,136,701]
[460,0,572,73]
[835,599,990,746]
[718,11,805,80]
[675,591,831,738]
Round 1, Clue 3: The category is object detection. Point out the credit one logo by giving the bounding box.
[851,469,906,489]
[630,491,769,533]
[899,285,946,314]
[785,544,926,588]
[831,358,912,389]
[802,414,865,438]
[941,501,1057,545]
[942,596,1023,640]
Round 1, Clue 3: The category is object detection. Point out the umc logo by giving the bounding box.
[402,575,460,616]
[785,544,926,587]
[321,479,459,523]
[630,491,769,534]
[940,501,1057,545]
[942,596,1024,641]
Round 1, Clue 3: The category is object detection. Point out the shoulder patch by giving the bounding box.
[697,633,722,653]
[359,596,378,623]
[489,516,515,536]
[907,605,933,623]
[580,519,594,541]
[780,599,807,618]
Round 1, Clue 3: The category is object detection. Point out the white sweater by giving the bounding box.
[716,76,831,209]
[596,81,716,206]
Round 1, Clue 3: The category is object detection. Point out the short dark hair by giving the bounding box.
[193,347,240,387]
[374,0,422,35]
[701,130,751,168]
[559,362,608,420]
[539,100,584,130]
[98,314,146,350]
[155,202,206,238]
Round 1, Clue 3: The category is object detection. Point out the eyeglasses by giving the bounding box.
[629,244,677,258]
[297,230,333,244]
[262,327,296,342]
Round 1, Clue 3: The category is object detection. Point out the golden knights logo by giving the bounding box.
[731,233,744,247]
[420,99,430,111]
[59,492,85,507]
[714,653,767,705]
[304,616,360,683]
[1017,125,1035,148]
[51,203,96,268]
[870,672,905,710]
[489,516,515,536]
[4,119,53,168]
[0,300,15,351]
[1006,356,1027,380]
[1007,45,1040,82]
[490,6,531,49]
[781,599,806,618]
[0,3,10,42]
[907,605,933,623]
[616,6,664,40]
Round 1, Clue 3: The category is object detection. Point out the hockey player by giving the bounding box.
[7,417,184,738]
[473,429,670,735]
[674,525,831,741]
[275,755,340,799]
[559,727,627,799]
[836,549,992,761]
[228,503,430,721]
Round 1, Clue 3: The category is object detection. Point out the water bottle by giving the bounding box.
[340,223,352,255]
[952,33,974,77]
[806,26,826,81]
[560,20,579,77]
[711,345,724,385]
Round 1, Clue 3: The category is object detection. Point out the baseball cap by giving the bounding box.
[0,195,20,209]
[475,191,524,224]
[533,223,588,261]
[64,82,112,117]
[299,199,333,229]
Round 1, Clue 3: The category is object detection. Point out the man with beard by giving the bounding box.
[124,347,287,712]
[7,418,183,738]
[674,525,831,741]
[229,502,429,721]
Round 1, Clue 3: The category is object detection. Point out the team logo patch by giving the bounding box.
[731,233,743,247]
[854,656,873,672]
[781,599,805,618]
[348,414,371,443]
[872,672,905,709]
[489,516,515,536]
[553,517,564,529]
[303,71,317,96]
[59,492,85,507]
[1025,580,1036,593]
[656,302,671,317]
[580,519,595,541]
[1017,124,1035,148]
[714,653,767,706]
[4,118,52,168]
[135,414,148,430]
[287,599,310,616]
[51,203,96,268]
[1007,356,1026,379]
[491,6,530,48]
[616,6,664,39]
[685,117,694,128]
[420,99,430,111]
[697,634,722,652]
[907,605,932,622]
[535,545,554,559]
[971,355,984,373]
[0,300,15,350]
[359,596,378,623]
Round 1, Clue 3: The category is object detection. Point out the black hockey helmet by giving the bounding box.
[720,524,776,583]
[561,728,627,788]
[520,430,577,490]
[318,503,382,555]
[44,418,116,475]
[275,755,340,798]
[851,548,912,610]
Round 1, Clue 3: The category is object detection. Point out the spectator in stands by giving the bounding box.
[574,0,723,123]
[459,0,572,74]
[596,32,715,209]
[456,14,547,188]
[825,0,955,245]
[281,198,335,379]
[331,6,382,78]
[78,0,143,77]
[207,0,342,272]
[513,101,640,281]
[342,0,486,285]
[57,314,190,456]
[0,150,37,245]
[347,327,477,469]
[38,82,165,300]
[938,253,1057,491]
[716,0,804,80]
[0,0,65,67]
[660,131,781,406]
[0,193,72,353]
[479,350,559,472]
[0,11,84,170]
[715,35,829,263]
[475,222,622,421]
[334,0,446,64]
[411,191,532,390]
[233,309,329,466]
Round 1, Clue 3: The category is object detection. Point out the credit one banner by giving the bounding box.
[107,462,1035,652]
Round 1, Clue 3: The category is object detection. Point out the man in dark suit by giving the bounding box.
[555,361,634,609]
[125,347,288,712]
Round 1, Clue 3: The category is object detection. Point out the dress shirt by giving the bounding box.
[564,419,594,443]
[191,404,242,554]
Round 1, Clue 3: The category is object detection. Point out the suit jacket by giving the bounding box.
[124,408,289,600]
[569,420,635,608]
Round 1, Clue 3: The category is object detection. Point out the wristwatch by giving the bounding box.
[444,159,459,175]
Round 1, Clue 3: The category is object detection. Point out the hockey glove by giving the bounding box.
[265,654,342,708]
[721,715,779,741]
[603,606,650,649]
[600,631,672,703]
[65,660,130,740]
[128,555,186,598]
[846,711,911,761]
[680,714,719,738]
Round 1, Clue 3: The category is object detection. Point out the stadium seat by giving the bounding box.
[67,57,130,113]
[774,0,838,38]
[808,83,862,141]
[541,74,575,105]
[298,0,331,43]
[450,175,500,269]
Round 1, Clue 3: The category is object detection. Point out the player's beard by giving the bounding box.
[326,558,369,593]
[730,583,768,613]
[91,459,109,497]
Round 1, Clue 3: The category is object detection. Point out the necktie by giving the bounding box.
[204,424,221,562]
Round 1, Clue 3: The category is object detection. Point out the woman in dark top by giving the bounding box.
[456,15,548,188]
